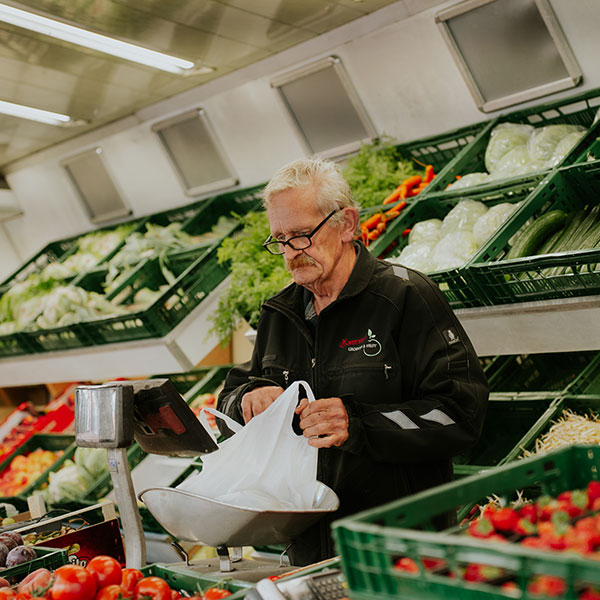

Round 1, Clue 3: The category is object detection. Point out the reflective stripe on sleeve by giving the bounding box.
[381,410,419,430]
[420,408,456,426]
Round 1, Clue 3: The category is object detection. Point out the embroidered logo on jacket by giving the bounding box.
[339,329,382,357]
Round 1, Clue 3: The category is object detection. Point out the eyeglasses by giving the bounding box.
[263,210,339,255]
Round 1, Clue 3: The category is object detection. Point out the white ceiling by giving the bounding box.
[0,0,404,169]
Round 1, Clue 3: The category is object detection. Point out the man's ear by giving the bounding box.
[340,207,360,243]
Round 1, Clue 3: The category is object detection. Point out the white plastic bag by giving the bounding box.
[177,380,319,511]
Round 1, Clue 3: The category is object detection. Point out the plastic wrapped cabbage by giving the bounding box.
[528,124,586,163]
[485,123,533,174]
[472,202,519,246]
[74,447,107,479]
[488,145,545,180]
[440,199,488,236]
[43,460,95,504]
[431,231,479,271]
[390,242,435,272]
[549,130,587,166]
[447,173,491,190]
[408,218,442,245]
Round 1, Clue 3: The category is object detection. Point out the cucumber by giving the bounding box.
[549,209,586,254]
[505,210,568,260]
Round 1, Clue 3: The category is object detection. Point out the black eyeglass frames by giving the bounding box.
[263,209,339,255]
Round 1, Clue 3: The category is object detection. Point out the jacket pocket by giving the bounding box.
[325,362,400,403]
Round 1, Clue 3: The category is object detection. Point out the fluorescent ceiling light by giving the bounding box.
[0,2,213,75]
[0,99,77,126]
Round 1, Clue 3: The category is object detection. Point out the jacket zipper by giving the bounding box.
[384,363,392,380]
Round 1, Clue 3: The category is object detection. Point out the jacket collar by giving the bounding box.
[267,241,376,313]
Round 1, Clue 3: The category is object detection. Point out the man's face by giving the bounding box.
[267,187,343,289]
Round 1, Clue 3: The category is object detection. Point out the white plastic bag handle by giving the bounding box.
[201,406,243,434]
[202,381,315,436]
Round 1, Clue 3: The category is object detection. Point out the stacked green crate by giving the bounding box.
[370,176,540,308]
[422,87,600,198]
[483,351,597,394]
[468,161,600,304]
[0,434,75,501]
[333,445,600,600]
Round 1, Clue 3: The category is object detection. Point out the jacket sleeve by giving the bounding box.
[216,312,280,433]
[340,271,489,464]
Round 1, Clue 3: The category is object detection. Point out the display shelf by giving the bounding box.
[455,294,600,356]
[0,278,229,386]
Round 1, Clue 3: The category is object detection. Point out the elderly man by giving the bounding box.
[218,157,488,566]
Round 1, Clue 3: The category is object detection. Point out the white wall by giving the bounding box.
[2,0,599,278]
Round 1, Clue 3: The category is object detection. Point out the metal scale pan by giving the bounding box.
[139,481,339,548]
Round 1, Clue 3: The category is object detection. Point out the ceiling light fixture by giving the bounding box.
[0,2,213,75]
[0,99,81,126]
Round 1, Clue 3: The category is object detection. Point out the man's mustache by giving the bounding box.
[286,255,316,270]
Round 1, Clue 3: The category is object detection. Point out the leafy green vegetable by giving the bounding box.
[342,137,420,208]
[210,211,291,342]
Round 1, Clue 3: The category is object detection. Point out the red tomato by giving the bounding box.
[202,589,232,600]
[50,565,97,600]
[120,570,144,596]
[86,556,122,589]
[95,585,131,600]
[0,590,16,600]
[133,578,171,600]
[170,592,181,600]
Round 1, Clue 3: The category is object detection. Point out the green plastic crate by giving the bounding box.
[0,240,75,291]
[395,121,489,180]
[142,562,252,599]
[369,178,538,308]
[79,248,225,343]
[100,185,263,269]
[560,119,600,167]
[453,392,557,476]
[423,87,600,198]
[0,434,75,499]
[1,545,69,583]
[565,353,600,395]
[0,332,37,357]
[468,161,600,304]
[483,351,597,394]
[333,445,600,600]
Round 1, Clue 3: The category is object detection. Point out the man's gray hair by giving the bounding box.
[261,158,358,227]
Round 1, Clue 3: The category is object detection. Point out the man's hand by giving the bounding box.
[295,397,349,448]
[241,385,284,423]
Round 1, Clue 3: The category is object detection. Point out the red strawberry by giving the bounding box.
[580,587,600,600]
[467,517,494,538]
[394,557,419,573]
[528,574,566,597]
[587,481,600,507]
[463,563,503,583]
[491,507,519,533]
[519,503,539,523]
[514,517,537,536]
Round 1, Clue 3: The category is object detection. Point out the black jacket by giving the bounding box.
[218,243,488,565]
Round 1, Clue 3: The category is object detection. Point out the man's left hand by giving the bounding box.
[295,397,349,448]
